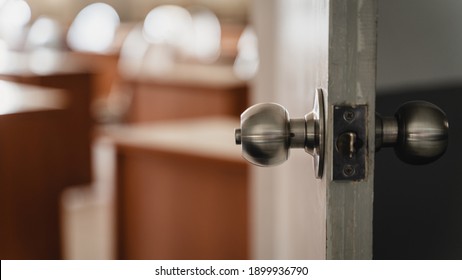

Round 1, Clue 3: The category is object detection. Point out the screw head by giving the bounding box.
[343,164,356,177]
[343,111,355,122]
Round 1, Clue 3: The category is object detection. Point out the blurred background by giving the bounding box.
[0,0,252,260]
[0,0,461,260]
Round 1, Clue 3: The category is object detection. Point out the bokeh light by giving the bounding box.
[67,3,120,53]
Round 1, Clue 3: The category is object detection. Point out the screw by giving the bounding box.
[343,110,355,122]
[343,164,356,177]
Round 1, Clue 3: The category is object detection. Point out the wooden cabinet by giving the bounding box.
[0,52,93,185]
[121,64,248,123]
[70,51,120,100]
[0,82,71,259]
[100,118,249,259]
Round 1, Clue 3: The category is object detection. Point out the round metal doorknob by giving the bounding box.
[376,101,449,164]
[235,89,325,178]
[234,102,290,166]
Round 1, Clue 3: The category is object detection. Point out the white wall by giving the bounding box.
[377,0,462,90]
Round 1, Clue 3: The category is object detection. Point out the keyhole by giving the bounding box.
[336,132,362,159]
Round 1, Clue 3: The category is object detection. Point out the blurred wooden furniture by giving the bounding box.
[0,51,93,185]
[71,51,120,100]
[219,23,245,62]
[100,117,248,259]
[121,64,248,123]
[0,82,71,259]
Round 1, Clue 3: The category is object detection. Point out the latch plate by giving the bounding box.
[333,105,367,181]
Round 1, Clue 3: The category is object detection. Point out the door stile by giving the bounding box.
[326,0,377,259]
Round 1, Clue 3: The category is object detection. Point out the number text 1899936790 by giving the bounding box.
[248,267,309,276]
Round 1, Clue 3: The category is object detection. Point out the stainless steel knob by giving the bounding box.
[376,101,449,164]
[235,89,325,178]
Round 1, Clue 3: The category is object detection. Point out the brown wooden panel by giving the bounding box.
[0,81,95,259]
[0,71,93,186]
[0,110,68,259]
[70,52,120,100]
[126,82,247,123]
[115,144,248,259]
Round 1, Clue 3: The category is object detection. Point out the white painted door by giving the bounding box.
[250,0,377,259]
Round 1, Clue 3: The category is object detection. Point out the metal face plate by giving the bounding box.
[333,105,367,181]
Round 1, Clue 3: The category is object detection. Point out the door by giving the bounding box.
[249,0,377,259]
[247,0,455,260]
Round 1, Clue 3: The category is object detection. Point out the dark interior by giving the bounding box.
[374,85,462,259]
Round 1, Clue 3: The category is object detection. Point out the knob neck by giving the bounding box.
[375,115,398,150]
[288,114,320,153]
[289,118,306,149]
[304,113,320,156]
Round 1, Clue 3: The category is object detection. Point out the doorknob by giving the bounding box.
[234,89,325,178]
[235,88,449,179]
[376,101,449,164]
